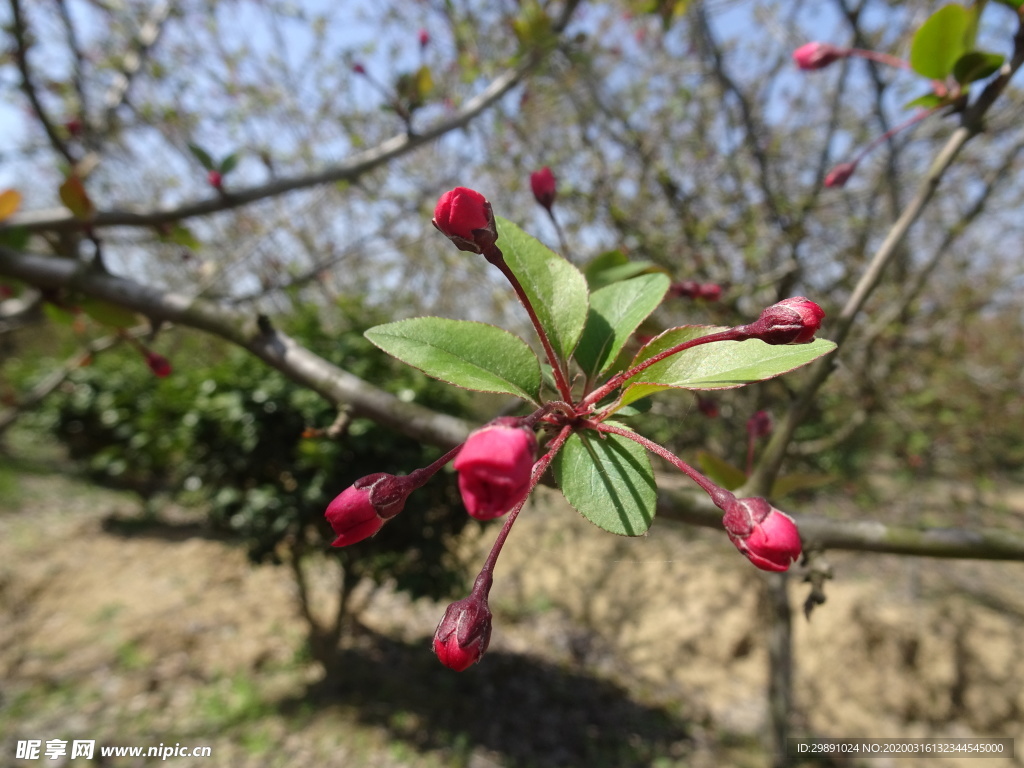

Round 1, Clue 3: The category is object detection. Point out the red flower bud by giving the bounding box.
[207,170,223,190]
[418,28,430,48]
[325,472,412,547]
[453,421,537,520]
[722,497,802,572]
[432,187,496,253]
[530,166,557,211]
[668,280,701,299]
[144,352,172,378]
[433,575,493,671]
[746,297,825,345]
[352,62,367,75]
[697,396,719,419]
[824,161,857,188]
[65,118,83,137]
[793,42,846,71]
[747,410,773,439]
[698,282,722,302]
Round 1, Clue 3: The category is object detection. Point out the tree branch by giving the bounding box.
[0,246,471,449]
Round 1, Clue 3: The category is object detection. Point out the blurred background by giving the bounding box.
[2,0,1024,765]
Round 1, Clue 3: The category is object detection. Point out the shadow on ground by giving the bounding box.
[283,629,695,768]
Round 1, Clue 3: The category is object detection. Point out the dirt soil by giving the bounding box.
[2,454,1024,768]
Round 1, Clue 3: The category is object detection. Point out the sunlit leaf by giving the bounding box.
[553,427,657,536]
[59,176,96,221]
[365,317,542,403]
[910,5,971,79]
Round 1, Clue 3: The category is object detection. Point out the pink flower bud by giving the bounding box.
[824,161,857,188]
[65,118,83,137]
[697,396,719,419]
[418,28,430,48]
[698,282,722,302]
[352,62,367,75]
[722,497,802,572]
[433,582,492,671]
[325,472,412,546]
[529,166,557,211]
[144,351,172,378]
[453,421,537,520]
[746,297,825,345]
[207,170,223,190]
[793,42,846,71]
[432,187,496,253]
[747,410,773,439]
[668,280,700,299]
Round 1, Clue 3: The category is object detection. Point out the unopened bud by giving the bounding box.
[744,297,825,345]
[432,187,497,254]
[530,166,557,211]
[433,574,493,671]
[747,410,773,439]
[824,161,857,188]
[325,472,414,547]
[207,170,223,191]
[793,42,847,71]
[722,497,802,572]
[453,419,537,520]
[144,351,172,378]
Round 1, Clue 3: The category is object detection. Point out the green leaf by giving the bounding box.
[219,152,240,175]
[80,298,138,329]
[995,0,1024,8]
[0,226,29,250]
[952,50,1005,84]
[188,143,216,170]
[903,92,946,110]
[583,250,665,290]
[364,317,542,403]
[614,326,837,410]
[553,428,657,536]
[496,217,589,362]
[696,450,747,491]
[910,5,971,79]
[574,273,670,380]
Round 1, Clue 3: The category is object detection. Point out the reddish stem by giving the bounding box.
[478,424,573,577]
[588,420,735,510]
[580,327,747,410]
[483,244,575,402]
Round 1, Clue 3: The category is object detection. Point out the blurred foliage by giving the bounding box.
[21,297,476,602]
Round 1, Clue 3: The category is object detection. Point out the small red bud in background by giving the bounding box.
[722,497,802,572]
[793,42,846,71]
[825,161,857,188]
[432,187,496,253]
[747,410,773,439]
[453,420,537,520]
[353,62,367,75]
[64,118,83,137]
[145,351,172,378]
[530,166,557,211]
[418,28,430,48]
[207,170,223,191]
[0,284,12,299]
[697,396,719,419]
[698,283,722,302]
[433,573,493,671]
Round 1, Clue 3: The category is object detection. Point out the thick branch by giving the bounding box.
[0,247,471,449]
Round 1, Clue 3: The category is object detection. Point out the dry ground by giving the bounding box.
[2,440,1024,768]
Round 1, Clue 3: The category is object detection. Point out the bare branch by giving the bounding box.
[0,246,472,449]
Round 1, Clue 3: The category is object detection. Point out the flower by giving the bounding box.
[325,472,411,547]
[746,297,825,345]
[144,352,172,378]
[433,575,493,671]
[722,497,802,572]
[453,421,537,520]
[824,161,857,188]
[530,166,557,211]
[432,187,495,253]
[793,42,846,71]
